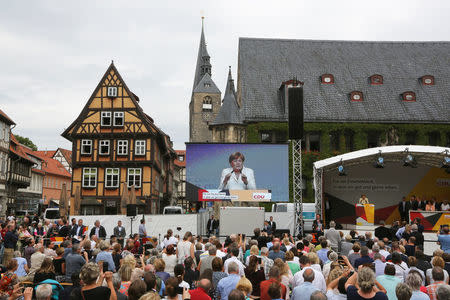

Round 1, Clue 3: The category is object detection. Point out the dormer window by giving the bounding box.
[370,74,383,85]
[202,96,212,111]
[107,86,118,98]
[321,74,334,84]
[421,75,434,86]
[402,91,416,102]
[350,91,363,102]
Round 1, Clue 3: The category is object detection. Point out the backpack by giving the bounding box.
[34,279,64,300]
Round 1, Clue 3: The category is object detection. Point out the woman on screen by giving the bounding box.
[218,152,256,190]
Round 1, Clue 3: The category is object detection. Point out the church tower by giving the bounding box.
[189,18,221,142]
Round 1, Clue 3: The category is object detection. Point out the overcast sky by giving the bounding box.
[1,1,449,151]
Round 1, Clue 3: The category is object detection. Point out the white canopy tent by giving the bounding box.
[313,145,450,217]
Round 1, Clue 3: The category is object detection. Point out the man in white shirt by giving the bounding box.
[224,246,245,277]
[378,241,390,259]
[291,255,326,292]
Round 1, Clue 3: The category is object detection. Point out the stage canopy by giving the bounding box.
[313,145,450,224]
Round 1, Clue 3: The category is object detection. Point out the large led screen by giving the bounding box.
[186,143,289,202]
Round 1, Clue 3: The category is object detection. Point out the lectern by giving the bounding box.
[355,204,375,226]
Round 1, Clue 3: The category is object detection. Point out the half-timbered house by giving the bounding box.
[62,62,175,215]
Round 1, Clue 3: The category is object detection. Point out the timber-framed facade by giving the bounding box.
[62,62,175,215]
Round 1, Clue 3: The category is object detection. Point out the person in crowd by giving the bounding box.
[268,242,285,262]
[325,268,351,300]
[307,252,322,273]
[345,266,388,300]
[162,244,177,276]
[426,257,449,284]
[244,255,264,297]
[354,246,374,269]
[13,251,28,278]
[406,257,426,286]
[217,262,242,300]
[325,221,341,252]
[440,199,450,211]
[0,259,19,297]
[404,272,429,300]
[177,231,195,265]
[71,219,86,243]
[436,285,450,300]
[268,216,277,234]
[198,245,217,275]
[195,243,204,265]
[89,220,107,239]
[112,274,128,300]
[154,258,170,283]
[399,197,411,222]
[33,257,56,285]
[260,266,287,300]
[426,267,447,300]
[348,243,361,267]
[291,255,326,292]
[69,262,116,300]
[24,243,47,282]
[285,251,300,276]
[316,240,330,264]
[437,225,450,254]
[245,244,259,265]
[236,277,252,300]
[207,215,219,236]
[260,247,274,280]
[341,235,354,257]
[291,268,319,300]
[113,220,126,247]
[65,243,86,282]
[224,245,245,277]
[396,283,413,300]
[312,214,324,236]
[23,238,35,268]
[189,278,212,300]
[3,224,18,266]
[386,242,409,263]
[266,281,282,300]
[377,264,402,300]
[161,229,179,249]
[183,257,199,289]
[139,218,147,239]
[96,240,116,272]
[273,258,292,297]
[111,243,122,271]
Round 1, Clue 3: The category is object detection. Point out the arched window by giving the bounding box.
[421,75,434,86]
[369,74,383,85]
[350,91,363,102]
[402,91,416,102]
[202,96,212,111]
[321,74,334,84]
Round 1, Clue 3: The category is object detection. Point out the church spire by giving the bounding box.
[211,66,242,126]
[192,17,212,92]
[224,66,236,101]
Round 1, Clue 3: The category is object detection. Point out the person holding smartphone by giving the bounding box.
[244,255,265,297]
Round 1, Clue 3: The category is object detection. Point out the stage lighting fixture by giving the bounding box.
[337,159,346,176]
[375,151,384,168]
[403,149,417,168]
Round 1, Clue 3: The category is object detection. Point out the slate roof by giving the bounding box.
[192,22,212,92]
[238,38,450,124]
[193,73,221,94]
[211,68,243,125]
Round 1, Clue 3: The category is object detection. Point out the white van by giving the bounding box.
[163,206,184,215]
[43,208,60,223]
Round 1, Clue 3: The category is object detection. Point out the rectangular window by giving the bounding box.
[329,131,340,152]
[367,132,380,148]
[99,140,110,155]
[405,131,417,145]
[117,140,128,155]
[309,133,321,152]
[105,168,120,188]
[428,132,440,146]
[82,168,97,188]
[128,168,142,188]
[81,140,92,155]
[260,131,272,143]
[114,112,124,126]
[107,86,118,97]
[101,111,111,126]
[135,140,146,156]
[345,132,354,152]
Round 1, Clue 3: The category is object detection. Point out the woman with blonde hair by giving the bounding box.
[345,267,387,300]
[307,252,322,272]
[285,251,300,275]
[71,262,116,300]
[176,231,195,264]
[426,256,449,284]
[245,245,260,265]
[236,277,253,300]
[273,258,293,299]
[118,263,134,296]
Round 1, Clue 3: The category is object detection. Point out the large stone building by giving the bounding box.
[62,62,175,215]
[189,33,450,202]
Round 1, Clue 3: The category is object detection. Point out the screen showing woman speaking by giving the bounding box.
[186,143,289,202]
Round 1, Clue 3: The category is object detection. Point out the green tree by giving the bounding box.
[14,135,38,151]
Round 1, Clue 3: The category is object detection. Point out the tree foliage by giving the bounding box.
[14,135,38,151]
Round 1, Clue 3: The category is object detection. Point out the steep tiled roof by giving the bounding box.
[193,73,221,94]
[9,134,35,164]
[238,38,450,123]
[57,148,72,166]
[0,109,15,126]
[34,150,56,158]
[32,151,71,178]
[174,150,186,167]
[211,67,242,125]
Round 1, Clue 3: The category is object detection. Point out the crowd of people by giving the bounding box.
[0,214,448,300]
